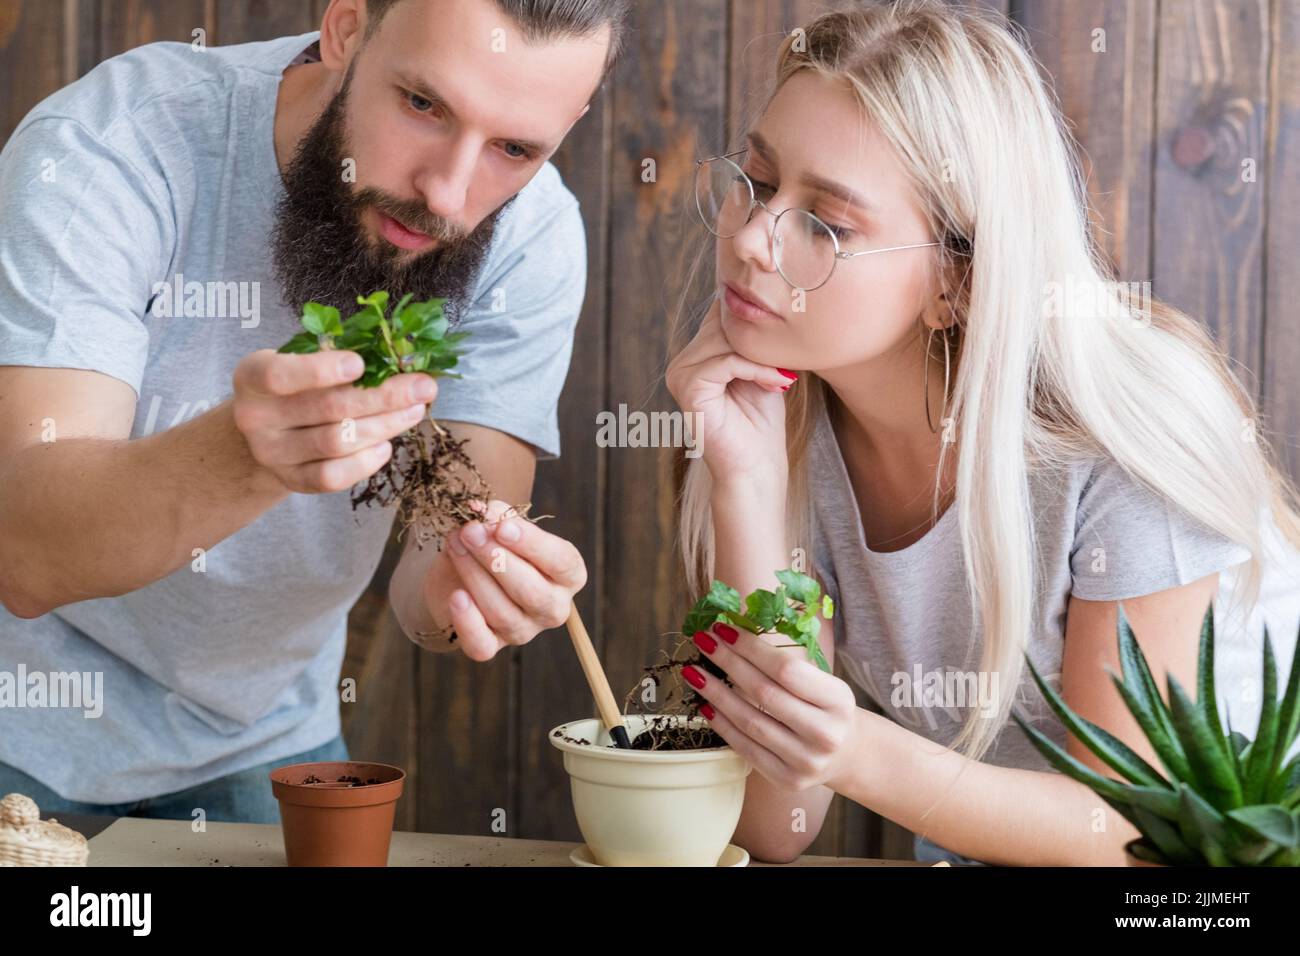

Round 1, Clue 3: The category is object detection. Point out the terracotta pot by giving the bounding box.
[549,715,751,866]
[1124,837,1166,867]
[269,761,404,866]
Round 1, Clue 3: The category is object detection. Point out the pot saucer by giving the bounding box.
[569,843,749,867]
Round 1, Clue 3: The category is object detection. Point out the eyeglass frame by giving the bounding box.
[694,148,943,292]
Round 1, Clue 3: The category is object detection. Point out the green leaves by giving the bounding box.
[301,302,342,337]
[276,290,468,389]
[1012,600,1300,865]
[682,580,742,639]
[681,570,834,673]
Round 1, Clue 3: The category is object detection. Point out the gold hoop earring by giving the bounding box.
[923,324,952,435]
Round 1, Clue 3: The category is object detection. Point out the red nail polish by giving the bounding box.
[713,623,739,644]
[777,368,799,379]
[781,384,791,393]
[693,630,717,654]
[700,703,716,721]
[682,664,706,689]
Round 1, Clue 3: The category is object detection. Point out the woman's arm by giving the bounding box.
[712,475,839,863]
[827,572,1221,865]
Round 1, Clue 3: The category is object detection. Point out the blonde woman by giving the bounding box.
[664,0,1300,866]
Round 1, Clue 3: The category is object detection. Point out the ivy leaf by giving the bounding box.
[745,586,787,632]
[682,580,742,637]
[775,569,820,606]
[685,570,832,673]
[277,331,320,355]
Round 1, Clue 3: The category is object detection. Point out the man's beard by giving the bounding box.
[271,65,511,322]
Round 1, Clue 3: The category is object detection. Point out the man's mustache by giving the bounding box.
[354,187,464,243]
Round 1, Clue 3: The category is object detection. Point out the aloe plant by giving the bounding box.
[1012,601,1300,866]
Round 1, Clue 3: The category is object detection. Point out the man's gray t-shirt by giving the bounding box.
[0,32,587,802]
[809,398,1300,773]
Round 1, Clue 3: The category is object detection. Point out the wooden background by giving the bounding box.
[2,0,1296,859]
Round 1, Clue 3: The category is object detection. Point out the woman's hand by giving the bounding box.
[683,621,861,792]
[665,296,797,489]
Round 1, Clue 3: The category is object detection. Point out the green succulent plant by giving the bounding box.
[1012,601,1300,866]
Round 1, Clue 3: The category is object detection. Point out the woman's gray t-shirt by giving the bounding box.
[808,399,1299,776]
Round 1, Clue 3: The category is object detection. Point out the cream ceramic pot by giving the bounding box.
[549,715,751,866]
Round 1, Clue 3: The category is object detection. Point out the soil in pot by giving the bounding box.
[620,636,732,751]
[269,761,405,867]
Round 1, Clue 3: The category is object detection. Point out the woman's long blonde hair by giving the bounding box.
[669,0,1300,762]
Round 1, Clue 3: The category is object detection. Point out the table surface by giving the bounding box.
[52,813,935,867]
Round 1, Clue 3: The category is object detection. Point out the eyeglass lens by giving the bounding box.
[695,155,839,290]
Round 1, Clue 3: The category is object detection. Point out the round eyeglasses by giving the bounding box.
[695,149,941,292]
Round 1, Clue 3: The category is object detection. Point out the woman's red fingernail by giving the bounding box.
[781,384,791,392]
[713,623,739,644]
[682,665,706,689]
[700,703,716,720]
[693,630,717,654]
[777,368,799,379]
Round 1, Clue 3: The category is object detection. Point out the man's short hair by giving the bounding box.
[363,0,631,79]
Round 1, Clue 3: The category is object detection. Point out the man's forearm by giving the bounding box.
[388,534,464,653]
[0,399,289,617]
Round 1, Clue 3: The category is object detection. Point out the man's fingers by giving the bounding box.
[278,373,438,428]
[451,517,572,629]
[467,499,515,523]
[281,440,392,494]
[447,590,505,662]
[236,349,364,397]
[264,402,427,466]
[445,537,534,644]
[487,511,587,591]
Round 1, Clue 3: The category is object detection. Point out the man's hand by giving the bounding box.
[440,498,588,661]
[232,348,437,494]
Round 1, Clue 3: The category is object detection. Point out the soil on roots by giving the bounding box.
[350,417,546,547]
[622,636,730,750]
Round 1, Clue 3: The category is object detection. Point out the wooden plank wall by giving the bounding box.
[2,0,1295,858]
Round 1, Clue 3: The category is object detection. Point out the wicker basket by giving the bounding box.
[0,793,88,866]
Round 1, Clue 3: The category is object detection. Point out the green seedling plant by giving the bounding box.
[1013,602,1300,866]
[277,291,533,550]
[278,291,467,386]
[626,569,835,750]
